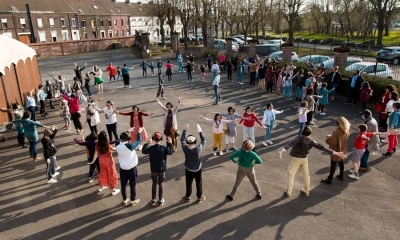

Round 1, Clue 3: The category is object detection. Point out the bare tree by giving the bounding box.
[368,0,399,45]
[283,0,304,43]
[176,0,194,46]
[150,0,169,44]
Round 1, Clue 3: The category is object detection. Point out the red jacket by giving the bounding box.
[106,66,116,76]
[239,112,263,127]
[61,94,80,113]
[119,111,150,128]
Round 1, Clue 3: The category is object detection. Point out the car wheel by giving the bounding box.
[387,76,393,79]
[392,58,399,65]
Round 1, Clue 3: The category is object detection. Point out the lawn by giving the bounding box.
[295,47,377,58]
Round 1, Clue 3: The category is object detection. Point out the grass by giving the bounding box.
[295,47,377,57]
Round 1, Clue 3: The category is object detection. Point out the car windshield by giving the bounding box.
[346,63,368,71]
[269,52,281,58]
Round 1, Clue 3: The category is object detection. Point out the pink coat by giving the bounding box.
[276,74,283,88]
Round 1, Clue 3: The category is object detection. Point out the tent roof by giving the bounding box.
[0,34,37,75]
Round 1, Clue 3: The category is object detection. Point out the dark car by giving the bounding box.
[242,44,280,56]
[376,46,400,65]
[180,36,195,44]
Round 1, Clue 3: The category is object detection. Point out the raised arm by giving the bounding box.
[156,97,167,111]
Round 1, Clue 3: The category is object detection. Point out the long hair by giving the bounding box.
[337,116,350,136]
[97,131,110,155]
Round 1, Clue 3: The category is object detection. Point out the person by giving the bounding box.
[295,69,305,101]
[12,111,50,161]
[226,140,262,201]
[116,66,122,81]
[199,64,206,81]
[279,127,347,197]
[349,124,385,180]
[74,63,86,86]
[212,71,221,105]
[276,68,285,95]
[119,105,153,150]
[211,60,220,80]
[247,59,261,87]
[206,54,213,72]
[157,59,163,75]
[150,62,155,76]
[84,73,93,97]
[383,102,400,156]
[359,82,373,113]
[231,55,238,72]
[226,59,234,82]
[383,91,399,132]
[212,106,243,152]
[239,106,265,151]
[139,60,149,77]
[286,62,296,75]
[42,127,60,184]
[59,99,71,130]
[302,72,314,101]
[262,103,283,146]
[243,60,249,75]
[105,62,117,82]
[165,60,174,82]
[57,76,66,94]
[45,80,55,109]
[94,100,118,141]
[324,66,342,100]
[182,61,193,82]
[321,117,350,184]
[90,131,120,196]
[115,128,143,206]
[74,132,99,183]
[317,83,335,115]
[257,65,266,90]
[374,84,397,130]
[315,64,325,82]
[186,53,195,72]
[298,101,309,136]
[199,113,235,156]
[344,69,364,106]
[1,103,26,148]
[283,72,295,100]
[359,110,380,171]
[156,73,166,99]
[237,62,243,84]
[265,66,276,93]
[92,66,104,94]
[156,97,182,149]
[142,132,175,206]
[305,89,318,125]
[61,93,83,134]
[37,84,47,117]
[177,53,184,73]
[121,64,135,88]
[86,97,101,134]
[181,124,207,203]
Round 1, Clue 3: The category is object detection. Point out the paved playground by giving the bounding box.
[1,48,399,239]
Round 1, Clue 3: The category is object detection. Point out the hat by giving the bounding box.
[153,132,162,141]
[186,135,196,144]
[362,110,372,116]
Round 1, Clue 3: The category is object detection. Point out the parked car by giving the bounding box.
[157,39,171,46]
[180,36,195,44]
[214,39,239,51]
[242,44,280,56]
[268,51,299,62]
[376,46,400,65]
[232,37,245,45]
[322,57,362,69]
[232,35,252,42]
[298,55,331,65]
[265,39,285,48]
[345,62,393,79]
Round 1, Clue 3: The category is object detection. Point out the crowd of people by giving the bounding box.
[1,52,400,207]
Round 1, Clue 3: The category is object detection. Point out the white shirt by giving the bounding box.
[386,100,398,112]
[211,64,219,72]
[103,107,117,125]
[90,105,100,126]
[116,142,138,170]
[212,75,220,86]
[204,118,233,134]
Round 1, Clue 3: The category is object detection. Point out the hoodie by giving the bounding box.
[283,135,334,158]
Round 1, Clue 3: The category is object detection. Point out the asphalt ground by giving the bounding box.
[1,48,399,239]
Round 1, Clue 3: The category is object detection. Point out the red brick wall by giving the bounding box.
[29,36,135,58]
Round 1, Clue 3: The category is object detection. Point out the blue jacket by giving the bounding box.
[388,110,400,129]
[139,62,149,70]
[319,87,334,105]
[12,119,43,142]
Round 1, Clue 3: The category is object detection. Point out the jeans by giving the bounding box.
[151,172,165,200]
[207,63,212,72]
[120,166,138,201]
[332,83,338,97]
[212,70,217,80]
[250,72,256,86]
[178,62,184,72]
[296,86,303,100]
[29,140,38,158]
[360,148,370,168]
[263,122,274,142]
[327,160,344,179]
[213,85,220,104]
[298,122,306,136]
[88,156,100,177]
[187,71,192,81]
[86,85,92,97]
[286,156,310,195]
[230,166,261,197]
[106,122,118,141]
[243,126,255,144]
[185,168,202,198]
[46,155,56,180]
[238,72,242,83]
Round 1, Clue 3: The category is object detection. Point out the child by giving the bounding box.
[360,81,373,113]
[60,99,71,130]
[298,101,309,136]
[349,124,385,179]
[42,126,59,184]
[156,73,165,100]
[286,62,296,75]
[237,62,243,84]
[317,83,335,115]
[276,67,285,95]
[150,62,155,76]
[74,132,99,183]
[262,103,283,146]
[1,103,25,148]
[199,64,206,81]
[157,59,162,74]
[243,60,248,74]
[142,132,175,206]
[226,140,262,201]
[383,102,400,156]
[239,106,266,151]
[116,66,122,81]
[199,113,235,156]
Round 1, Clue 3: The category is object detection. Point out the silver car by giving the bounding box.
[269,51,299,62]
[298,55,331,65]
[345,62,393,79]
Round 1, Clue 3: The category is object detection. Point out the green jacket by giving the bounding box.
[230,149,262,168]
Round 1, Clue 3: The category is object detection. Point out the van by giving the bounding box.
[242,44,280,56]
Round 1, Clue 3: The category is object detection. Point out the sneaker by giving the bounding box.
[230,147,238,151]
[52,172,60,177]
[131,199,140,206]
[300,189,309,197]
[262,141,268,147]
[150,199,156,206]
[212,151,217,156]
[239,82,244,85]
[219,151,223,155]
[122,198,130,205]
[312,118,318,122]
[197,195,206,203]
[284,190,291,197]
[381,138,389,143]
[266,140,273,145]
[183,196,191,203]
[98,186,108,192]
[226,195,233,201]
[309,121,316,125]
[47,178,57,183]
[256,194,262,199]
[158,198,165,206]
[223,149,229,152]
[112,189,120,196]
[55,166,61,170]
[320,112,326,115]
[187,80,189,82]
[88,177,94,183]
[320,178,332,184]
[348,173,359,180]
[349,169,354,174]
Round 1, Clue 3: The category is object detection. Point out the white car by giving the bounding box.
[232,37,245,45]
[345,62,393,79]
[268,51,299,62]
[265,39,285,48]
[232,35,252,42]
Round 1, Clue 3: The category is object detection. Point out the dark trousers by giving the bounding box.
[187,71,192,81]
[40,100,46,115]
[87,119,98,134]
[207,63,212,72]
[17,132,25,146]
[381,112,391,131]
[120,166,138,201]
[250,72,256,86]
[88,156,100,177]
[227,71,232,80]
[306,111,314,125]
[185,168,202,198]
[156,85,164,98]
[106,122,118,141]
[347,87,359,105]
[360,148,370,168]
[151,172,165,200]
[362,101,367,111]
[122,74,130,86]
[142,69,147,76]
[109,75,116,81]
[266,82,274,92]
[47,98,54,108]
[327,160,344,179]
[71,112,82,130]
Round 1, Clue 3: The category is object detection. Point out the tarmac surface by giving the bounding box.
[1,48,400,239]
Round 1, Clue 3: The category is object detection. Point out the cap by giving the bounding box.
[362,110,372,116]
[153,132,162,141]
[186,135,196,144]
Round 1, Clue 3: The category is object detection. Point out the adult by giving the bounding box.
[213,106,243,152]
[295,69,305,101]
[74,62,86,86]
[92,66,104,94]
[157,59,163,74]
[257,65,266,90]
[177,53,184,73]
[138,60,149,77]
[325,66,342,100]
[212,71,221,105]
[12,111,50,161]
[84,73,93,97]
[105,63,117,82]
[374,84,397,130]
[211,60,220,80]
[231,55,238,72]
[1,103,26,148]
[358,110,380,171]
[279,127,347,197]
[119,105,153,150]
[248,60,258,87]
[86,97,102,134]
[95,101,119,141]
[61,93,83,134]
[344,69,364,106]
[383,102,400,156]
[25,89,37,122]
[321,116,350,184]
[45,80,55,109]
[37,84,47,117]
[315,64,325,83]
[265,66,276,93]
[121,64,134,88]
[182,61,193,82]
[156,97,182,149]
[206,54,213,72]
[226,59,234,82]
[186,53,195,72]
[57,76,66,94]
[165,60,174,82]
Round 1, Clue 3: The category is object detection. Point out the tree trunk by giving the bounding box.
[376,14,385,46]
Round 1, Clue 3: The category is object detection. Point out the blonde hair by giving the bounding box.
[337,116,350,136]
[43,129,52,137]
[242,140,254,151]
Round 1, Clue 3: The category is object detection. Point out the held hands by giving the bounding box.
[334,151,347,159]
[278,150,284,160]
[128,127,135,132]
[138,127,143,133]
[166,137,172,143]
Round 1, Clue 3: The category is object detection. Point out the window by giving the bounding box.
[37,18,43,28]
[363,66,374,73]
[126,19,129,26]
[20,18,26,28]
[62,30,69,41]
[376,65,386,72]
[81,20,86,28]
[91,20,95,28]
[120,19,123,26]
[108,19,111,26]
[71,18,76,27]
[83,32,88,39]
[2,32,12,37]
[51,30,57,41]
[113,19,117,26]
[121,30,124,36]
[100,20,104,27]
[1,18,8,28]
[145,22,148,26]
[115,30,118,37]
[49,18,55,27]
[38,31,46,42]
[60,18,66,27]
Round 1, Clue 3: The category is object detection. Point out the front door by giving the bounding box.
[19,34,30,44]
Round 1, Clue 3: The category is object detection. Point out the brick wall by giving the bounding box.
[29,36,135,58]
